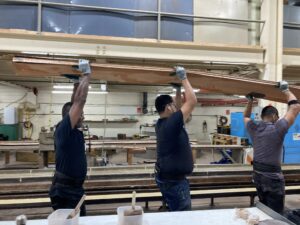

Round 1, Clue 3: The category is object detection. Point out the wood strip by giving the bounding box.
[0,141,38,146]
[12,57,300,103]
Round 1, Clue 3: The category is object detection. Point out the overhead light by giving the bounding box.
[90,91,108,94]
[172,88,200,93]
[170,94,176,97]
[52,90,73,94]
[52,90,107,94]
[53,85,91,89]
[234,95,246,98]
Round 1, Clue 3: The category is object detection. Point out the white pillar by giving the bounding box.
[260,0,286,116]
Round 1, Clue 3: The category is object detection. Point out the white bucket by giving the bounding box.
[117,206,143,225]
[48,209,79,225]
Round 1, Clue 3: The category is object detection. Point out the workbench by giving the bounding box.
[0,203,294,225]
[0,140,246,167]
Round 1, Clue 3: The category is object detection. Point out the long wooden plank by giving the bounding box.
[12,57,300,103]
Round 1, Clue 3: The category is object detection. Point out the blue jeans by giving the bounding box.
[155,176,191,211]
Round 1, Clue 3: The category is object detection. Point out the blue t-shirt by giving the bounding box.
[54,114,87,179]
[155,110,193,177]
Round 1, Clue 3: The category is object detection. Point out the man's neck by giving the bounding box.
[159,112,169,119]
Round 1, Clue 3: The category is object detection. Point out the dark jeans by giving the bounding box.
[253,172,285,214]
[155,176,191,211]
[49,171,86,216]
[50,195,86,216]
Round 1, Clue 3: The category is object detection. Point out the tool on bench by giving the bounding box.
[124,191,143,216]
[67,194,86,219]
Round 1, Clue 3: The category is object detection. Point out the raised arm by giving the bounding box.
[69,59,91,129]
[244,94,254,125]
[174,67,197,122]
[279,81,300,127]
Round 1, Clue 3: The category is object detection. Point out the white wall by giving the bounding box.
[0,83,247,142]
[194,0,250,45]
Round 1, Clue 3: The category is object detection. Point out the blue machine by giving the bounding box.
[231,112,300,164]
[283,114,300,164]
[230,112,254,143]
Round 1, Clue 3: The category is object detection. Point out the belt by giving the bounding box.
[52,171,85,187]
[253,161,281,173]
[156,173,185,181]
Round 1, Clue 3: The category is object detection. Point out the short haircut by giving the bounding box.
[155,95,173,113]
[261,105,279,118]
[62,102,73,118]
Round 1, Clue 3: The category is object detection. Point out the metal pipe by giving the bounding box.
[284,22,300,28]
[37,0,42,33]
[157,0,161,41]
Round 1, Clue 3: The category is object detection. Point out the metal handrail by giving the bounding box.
[0,0,266,41]
[284,22,300,29]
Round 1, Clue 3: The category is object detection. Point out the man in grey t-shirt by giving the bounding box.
[244,81,300,214]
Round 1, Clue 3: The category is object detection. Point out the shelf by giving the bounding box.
[84,119,139,124]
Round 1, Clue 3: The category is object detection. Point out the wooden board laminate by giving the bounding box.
[12,57,300,103]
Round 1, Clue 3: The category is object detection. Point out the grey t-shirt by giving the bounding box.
[247,118,289,179]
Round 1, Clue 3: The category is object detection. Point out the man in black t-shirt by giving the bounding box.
[49,59,91,216]
[154,66,197,211]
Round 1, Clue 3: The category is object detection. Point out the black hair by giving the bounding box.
[261,105,279,118]
[155,95,173,113]
[62,102,73,118]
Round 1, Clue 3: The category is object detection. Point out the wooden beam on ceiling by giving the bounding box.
[12,57,300,103]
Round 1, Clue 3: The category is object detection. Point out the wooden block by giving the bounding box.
[16,152,38,162]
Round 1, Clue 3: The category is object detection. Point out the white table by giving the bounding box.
[0,208,273,225]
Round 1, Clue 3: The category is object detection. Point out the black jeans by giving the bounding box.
[50,195,86,216]
[253,172,285,214]
[49,171,86,216]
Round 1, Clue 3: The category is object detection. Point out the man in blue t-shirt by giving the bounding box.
[49,59,91,216]
[154,66,197,211]
[244,81,300,214]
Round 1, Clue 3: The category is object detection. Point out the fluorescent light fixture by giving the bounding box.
[53,85,91,89]
[52,90,107,94]
[52,90,73,94]
[172,88,200,93]
[90,91,108,94]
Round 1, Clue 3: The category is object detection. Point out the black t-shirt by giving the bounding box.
[155,110,193,176]
[54,114,87,179]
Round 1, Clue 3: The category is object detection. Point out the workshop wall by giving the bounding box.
[0,83,249,142]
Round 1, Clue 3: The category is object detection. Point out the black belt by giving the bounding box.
[156,172,185,181]
[253,161,281,173]
[52,171,85,187]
